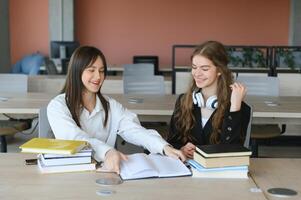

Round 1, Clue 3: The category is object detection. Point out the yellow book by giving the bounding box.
[19,138,88,155]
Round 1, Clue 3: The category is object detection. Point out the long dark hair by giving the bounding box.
[62,46,109,127]
[173,41,233,144]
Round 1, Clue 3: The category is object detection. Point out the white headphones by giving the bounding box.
[192,90,218,109]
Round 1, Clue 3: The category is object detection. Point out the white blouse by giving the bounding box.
[47,94,168,161]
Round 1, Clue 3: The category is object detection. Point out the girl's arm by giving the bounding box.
[220,82,249,144]
[166,94,185,149]
[111,98,168,154]
[47,97,113,162]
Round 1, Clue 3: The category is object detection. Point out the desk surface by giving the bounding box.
[0,93,177,115]
[0,93,301,123]
[247,96,301,118]
[0,153,267,200]
[250,158,301,200]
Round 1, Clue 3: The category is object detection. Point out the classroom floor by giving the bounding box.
[4,120,301,158]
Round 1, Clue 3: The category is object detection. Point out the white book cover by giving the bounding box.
[191,167,249,179]
[39,154,92,166]
[43,148,92,159]
[37,158,96,174]
[120,153,191,180]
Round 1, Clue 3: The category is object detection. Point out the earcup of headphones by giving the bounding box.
[192,91,218,109]
[206,95,218,109]
[192,91,204,107]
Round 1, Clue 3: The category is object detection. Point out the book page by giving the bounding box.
[120,153,158,180]
[148,154,191,178]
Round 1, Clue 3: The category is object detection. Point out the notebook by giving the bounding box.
[119,153,191,180]
[19,138,88,155]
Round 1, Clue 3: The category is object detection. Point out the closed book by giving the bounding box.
[190,166,248,179]
[196,144,252,158]
[120,153,191,180]
[19,138,87,155]
[193,151,249,168]
[37,158,96,174]
[39,154,92,166]
[188,159,248,179]
[43,148,92,159]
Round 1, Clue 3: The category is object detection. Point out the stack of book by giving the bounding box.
[189,144,252,179]
[20,138,96,173]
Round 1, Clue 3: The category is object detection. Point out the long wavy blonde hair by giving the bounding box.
[173,41,234,144]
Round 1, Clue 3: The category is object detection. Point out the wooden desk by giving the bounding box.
[250,158,301,200]
[0,153,266,200]
[247,96,301,125]
[28,75,172,94]
[0,93,55,114]
[1,93,301,124]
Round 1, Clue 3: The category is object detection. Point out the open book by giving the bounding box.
[119,153,191,180]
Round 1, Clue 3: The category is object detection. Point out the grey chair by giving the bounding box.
[0,74,32,152]
[44,57,58,75]
[243,103,252,149]
[133,56,159,75]
[236,75,279,96]
[123,75,165,95]
[123,63,154,76]
[236,75,285,157]
[38,107,54,138]
[0,73,28,93]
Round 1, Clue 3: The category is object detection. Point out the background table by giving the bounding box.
[1,93,301,124]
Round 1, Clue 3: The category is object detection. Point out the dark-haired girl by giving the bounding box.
[48,46,184,173]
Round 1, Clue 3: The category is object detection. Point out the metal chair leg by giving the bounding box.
[251,139,258,158]
[0,135,7,153]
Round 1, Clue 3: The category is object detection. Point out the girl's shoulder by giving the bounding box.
[47,93,70,114]
[48,93,66,107]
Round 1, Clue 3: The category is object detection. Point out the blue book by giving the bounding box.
[187,159,249,179]
[187,159,248,172]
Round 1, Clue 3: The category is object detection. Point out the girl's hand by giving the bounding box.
[163,145,186,161]
[104,149,128,174]
[180,142,196,159]
[230,82,247,112]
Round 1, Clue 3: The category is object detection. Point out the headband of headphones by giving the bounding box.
[192,90,218,109]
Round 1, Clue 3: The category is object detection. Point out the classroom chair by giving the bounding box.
[0,74,33,152]
[123,75,165,95]
[133,55,160,75]
[44,57,59,75]
[123,63,154,76]
[236,75,285,157]
[38,107,54,139]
